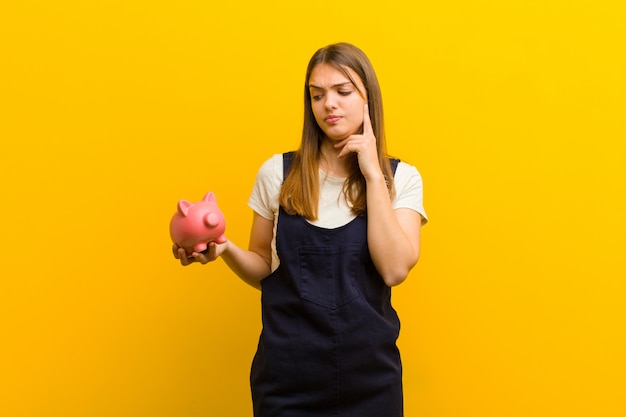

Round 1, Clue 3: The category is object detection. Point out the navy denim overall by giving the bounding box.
[250,153,403,417]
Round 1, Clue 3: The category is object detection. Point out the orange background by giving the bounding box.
[1,1,625,416]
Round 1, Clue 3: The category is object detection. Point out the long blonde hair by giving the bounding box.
[279,42,395,219]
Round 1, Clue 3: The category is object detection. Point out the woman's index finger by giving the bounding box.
[362,103,373,134]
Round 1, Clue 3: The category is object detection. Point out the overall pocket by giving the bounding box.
[299,245,361,310]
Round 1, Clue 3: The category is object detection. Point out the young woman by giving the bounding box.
[174,42,427,417]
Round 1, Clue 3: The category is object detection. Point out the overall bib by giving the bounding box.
[250,153,403,417]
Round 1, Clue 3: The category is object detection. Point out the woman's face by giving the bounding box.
[308,63,367,141]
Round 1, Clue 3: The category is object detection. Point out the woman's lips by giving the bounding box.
[325,115,341,124]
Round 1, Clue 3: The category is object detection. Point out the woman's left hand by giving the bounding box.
[335,104,382,180]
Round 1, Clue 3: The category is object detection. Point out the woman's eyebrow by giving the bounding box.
[308,82,352,89]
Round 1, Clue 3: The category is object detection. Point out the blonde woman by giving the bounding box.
[175,42,427,417]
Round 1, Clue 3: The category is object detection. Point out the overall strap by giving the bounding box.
[283,151,295,180]
[390,158,400,176]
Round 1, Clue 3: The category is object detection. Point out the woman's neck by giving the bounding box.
[319,141,351,178]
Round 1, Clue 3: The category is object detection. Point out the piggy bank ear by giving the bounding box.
[177,200,192,216]
[203,192,216,204]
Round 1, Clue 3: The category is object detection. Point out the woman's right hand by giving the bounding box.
[172,241,228,266]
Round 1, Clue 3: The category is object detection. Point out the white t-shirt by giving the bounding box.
[248,153,428,271]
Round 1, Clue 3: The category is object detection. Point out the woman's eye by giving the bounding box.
[339,91,352,96]
[312,95,323,101]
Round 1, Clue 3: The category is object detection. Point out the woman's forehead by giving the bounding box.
[309,63,363,89]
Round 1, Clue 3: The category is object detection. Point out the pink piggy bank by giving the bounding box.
[169,192,227,256]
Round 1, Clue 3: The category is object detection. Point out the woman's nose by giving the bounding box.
[324,94,338,109]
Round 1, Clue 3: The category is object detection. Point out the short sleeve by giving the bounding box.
[247,154,283,221]
[392,161,428,225]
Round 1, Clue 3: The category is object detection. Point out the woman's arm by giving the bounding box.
[335,104,421,286]
[365,176,422,286]
[221,212,273,290]
[174,211,273,290]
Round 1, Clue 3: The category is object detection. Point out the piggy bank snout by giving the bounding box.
[204,212,221,228]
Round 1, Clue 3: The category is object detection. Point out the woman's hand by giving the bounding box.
[172,240,229,266]
[334,103,382,180]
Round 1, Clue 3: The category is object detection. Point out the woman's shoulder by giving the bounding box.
[394,160,423,182]
[256,153,285,179]
[392,159,428,223]
[249,154,287,219]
